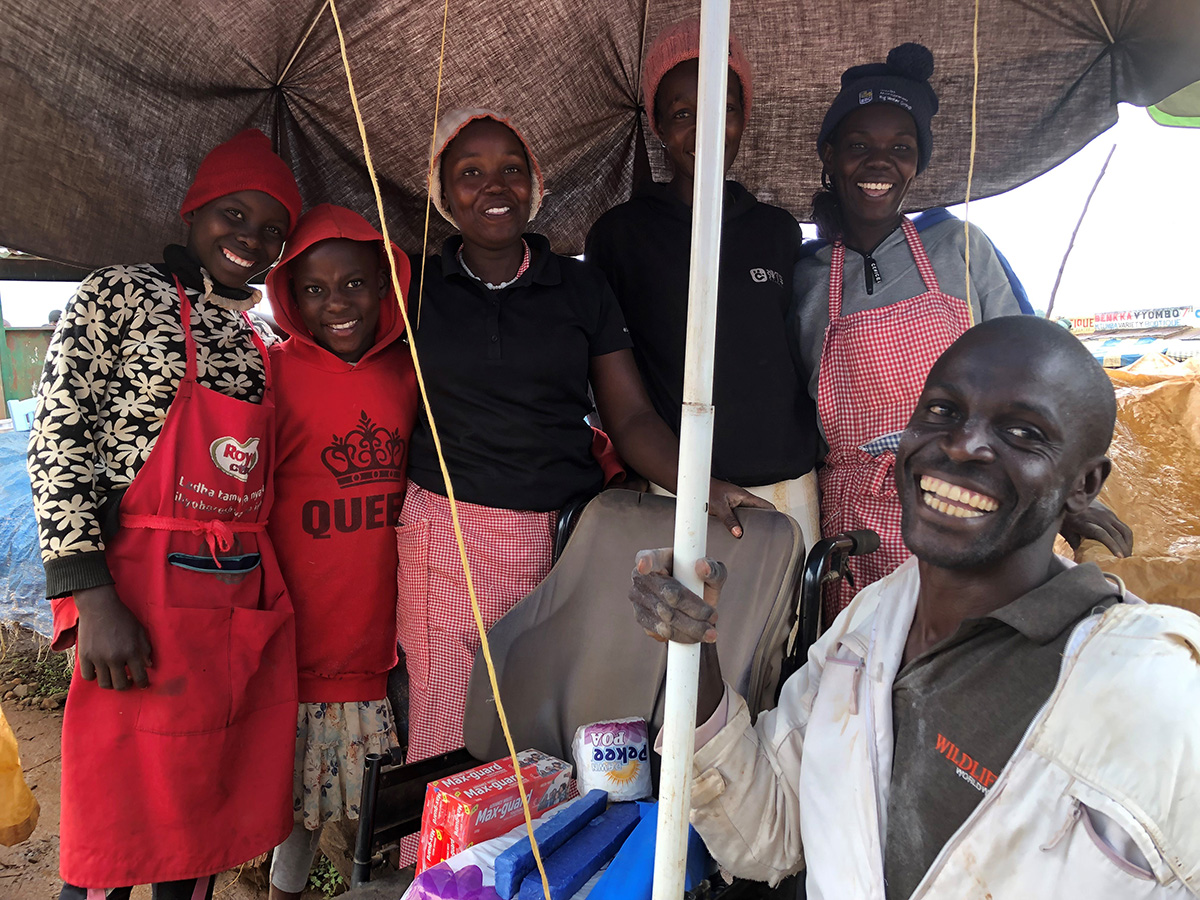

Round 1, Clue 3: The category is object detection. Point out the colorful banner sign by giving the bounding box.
[1094,307,1196,332]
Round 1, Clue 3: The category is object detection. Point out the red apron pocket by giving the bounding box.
[227,602,297,723]
[135,606,234,735]
[396,520,431,692]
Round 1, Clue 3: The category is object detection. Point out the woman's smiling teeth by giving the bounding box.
[222,247,255,268]
[857,181,894,197]
[919,475,999,519]
[484,205,511,218]
[327,319,359,332]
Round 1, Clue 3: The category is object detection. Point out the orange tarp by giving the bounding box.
[1076,355,1200,610]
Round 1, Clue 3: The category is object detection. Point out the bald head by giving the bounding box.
[934,316,1116,460]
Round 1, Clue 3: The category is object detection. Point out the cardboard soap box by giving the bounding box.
[416,749,573,873]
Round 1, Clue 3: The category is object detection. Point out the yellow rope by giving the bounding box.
[326,4,553,898]
[963,0,980,325]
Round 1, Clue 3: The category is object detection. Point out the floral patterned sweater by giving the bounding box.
[27,246,276,598]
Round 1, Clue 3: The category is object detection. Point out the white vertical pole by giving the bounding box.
[651,0,730,897]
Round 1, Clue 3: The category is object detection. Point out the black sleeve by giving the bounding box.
[584,268,633,358]
[584,216,618,285]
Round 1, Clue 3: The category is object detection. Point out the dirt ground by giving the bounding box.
[0,628,334,900]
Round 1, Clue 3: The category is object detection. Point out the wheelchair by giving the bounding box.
[350,489,876,899]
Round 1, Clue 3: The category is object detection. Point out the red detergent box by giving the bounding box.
[416,749,573,873]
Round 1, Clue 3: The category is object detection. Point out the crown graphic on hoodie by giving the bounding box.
[320,411,407,487]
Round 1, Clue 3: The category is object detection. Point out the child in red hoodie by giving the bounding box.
[264,204,418,899]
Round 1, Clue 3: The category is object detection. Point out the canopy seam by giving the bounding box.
[1087,0,1116,44]
[279,0,330,85]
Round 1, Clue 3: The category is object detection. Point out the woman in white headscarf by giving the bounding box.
[395,109,768,785]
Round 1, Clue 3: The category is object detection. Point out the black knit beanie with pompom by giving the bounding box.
[816,43,939,173]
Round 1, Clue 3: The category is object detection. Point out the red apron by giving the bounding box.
[54,279,297,888]
[816,220,973,621]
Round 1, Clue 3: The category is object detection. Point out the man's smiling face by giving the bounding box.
[896,326,1108,571]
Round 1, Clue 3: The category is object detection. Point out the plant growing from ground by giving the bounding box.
[309,855,346,898]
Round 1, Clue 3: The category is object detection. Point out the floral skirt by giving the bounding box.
[293,699,397,829]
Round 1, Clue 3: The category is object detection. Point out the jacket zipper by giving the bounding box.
[864,615,889,896]
[863,253,882,295]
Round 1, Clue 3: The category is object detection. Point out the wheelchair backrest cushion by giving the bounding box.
[462,489,804,764]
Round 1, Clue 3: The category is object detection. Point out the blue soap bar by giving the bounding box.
[495,790,609,899]
[517,802,640,900]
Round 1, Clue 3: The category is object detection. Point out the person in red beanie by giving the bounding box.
[263,204,418,900]
[28,128,303,900]
[587,20,822,554]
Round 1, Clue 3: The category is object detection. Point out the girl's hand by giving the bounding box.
[74,585,153,690]
[708,479,775,538]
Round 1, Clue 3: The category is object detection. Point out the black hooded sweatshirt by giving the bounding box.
[586,181,818,485]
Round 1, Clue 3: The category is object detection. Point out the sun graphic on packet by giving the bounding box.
[606,759,642,785]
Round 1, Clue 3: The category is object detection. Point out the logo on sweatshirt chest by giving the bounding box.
[210,436,261,482]
[301,410,407,540]
[321,410,406,486]
[749,267,784,286]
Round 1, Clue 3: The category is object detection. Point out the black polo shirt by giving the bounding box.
[585,181,818,486]
[406,234,633,512]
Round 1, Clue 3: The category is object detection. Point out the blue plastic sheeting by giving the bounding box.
[0,431,49,636]
[1085,337,1169,369]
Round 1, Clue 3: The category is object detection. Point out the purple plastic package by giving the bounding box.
[407,863,502,900]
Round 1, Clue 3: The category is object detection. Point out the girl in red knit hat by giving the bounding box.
[28,128,303,900]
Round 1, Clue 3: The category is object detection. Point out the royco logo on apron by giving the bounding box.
[211,436,261,482]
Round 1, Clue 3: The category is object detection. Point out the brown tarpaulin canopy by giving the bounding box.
[2,0,1199,267]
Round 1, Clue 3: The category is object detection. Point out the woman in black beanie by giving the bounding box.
[791,43,1129,618]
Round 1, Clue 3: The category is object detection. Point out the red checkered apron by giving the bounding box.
[396,481,557,861]
[817,220,973,620]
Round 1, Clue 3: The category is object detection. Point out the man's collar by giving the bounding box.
[987,561,1121,644]
[893,560,1123,675]
[440,233,560,288]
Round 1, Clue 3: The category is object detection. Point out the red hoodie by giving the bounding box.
[267,204,418,703]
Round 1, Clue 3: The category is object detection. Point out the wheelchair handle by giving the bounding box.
[827,529,880,557]
[778,528,881,696]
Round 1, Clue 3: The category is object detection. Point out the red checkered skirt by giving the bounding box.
[396,481,557,764]
[817,220,973,620]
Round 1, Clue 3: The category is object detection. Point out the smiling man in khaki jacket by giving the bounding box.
[631,315,1199,900]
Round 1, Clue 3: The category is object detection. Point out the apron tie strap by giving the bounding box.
[120,513,266,567]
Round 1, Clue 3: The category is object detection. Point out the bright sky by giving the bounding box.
[1,102,1196,326]
[945,103,1200,317]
